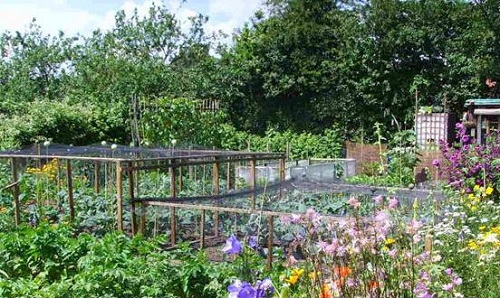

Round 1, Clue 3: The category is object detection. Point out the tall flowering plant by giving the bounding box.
[223,234,277,298]
[277,197,462,298]
[438,123,500,203]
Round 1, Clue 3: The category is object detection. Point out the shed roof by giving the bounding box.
[465,98,500,107]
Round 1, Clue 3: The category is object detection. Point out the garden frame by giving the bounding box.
[1,145,331,267]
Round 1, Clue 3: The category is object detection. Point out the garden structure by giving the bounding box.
[0,144,321,267]
[464,98,500,144]
[0,144,447,268]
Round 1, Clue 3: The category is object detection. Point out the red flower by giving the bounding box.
[486,78,497,88]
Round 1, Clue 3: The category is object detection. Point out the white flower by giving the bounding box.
[482,233,498,243]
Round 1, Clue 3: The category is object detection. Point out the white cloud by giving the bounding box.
[206,0,263,39]
[0,0,101,36]
[0,0,263,42]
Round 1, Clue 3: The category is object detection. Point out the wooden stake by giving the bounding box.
[170,159,176,198]
[116,161,123,231]
[11,158,20,226]
[250,157,256,210]
[94,161,100,193]
[213,158,220,237]
[200,210,205,249]
[170,207,176,247]
[66,160,75,221]
[178,163,183,192]
[279,155,286,199]
[226,159,231,190]
[267,215,274,269]
[128,162,136,235]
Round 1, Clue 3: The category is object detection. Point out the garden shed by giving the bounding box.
[464,98,500,144]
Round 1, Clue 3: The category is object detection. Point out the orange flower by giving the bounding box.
[333,266,352,278]
[320,283,332,298]
[335,278,346,288]
[369,280,379,289]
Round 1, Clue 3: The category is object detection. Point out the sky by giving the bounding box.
[0,0,264,39]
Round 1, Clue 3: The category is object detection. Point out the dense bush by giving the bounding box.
[0,100,116,149]
[438,123,500,202]
[140,97,344,159]
[0,223,230,298]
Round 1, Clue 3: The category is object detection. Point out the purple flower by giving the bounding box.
[228,279,273,298]
[229,281,256,298]
[444,268,453,276]
[432,159,440,167]
[256,278,274,297]
[249,236,258,250]
[223,235,243,255]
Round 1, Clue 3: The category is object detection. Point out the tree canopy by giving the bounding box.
[0,0,499,146]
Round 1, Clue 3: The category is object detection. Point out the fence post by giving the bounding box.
[250,156,256,210]
[116,160,123,231]
[267,215,274,270]
[66,160,75,221]
[11,158,20,226]
[128,162,136,235]
[213,157,220,237]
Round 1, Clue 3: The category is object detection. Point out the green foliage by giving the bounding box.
[219,125,343,160]
[385,129,420,187]
[0,223,232,298]
[140,97,226,148]
[0,100,101,148]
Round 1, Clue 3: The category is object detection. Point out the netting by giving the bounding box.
[0,143,247,159]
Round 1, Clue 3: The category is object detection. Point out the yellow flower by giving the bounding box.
[385,238,396,246]
[474,184,480,191]
[291,268,304,278]
[479,226,486,231]
[468,193,475,199]
[286,274,299,285]
[468,240,479,250]
[485,187,494,195]
[286,268,304,285]
[309,271,321,280]
[491,226,500,234]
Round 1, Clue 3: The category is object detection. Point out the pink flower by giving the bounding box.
[287,255,298,266]
[388,197,399,209]
[348,197,361,208]
[452,276,462,286]
[373,195,383,204]
[406,220,423,234]
[291,214,301,224]
[443,283,454,291]
[325,239,339,255]
[316,240,328,252]
[281,215,292,225]
[432,159,440,167]
[486,78,497,88]
[388,248,398,258]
